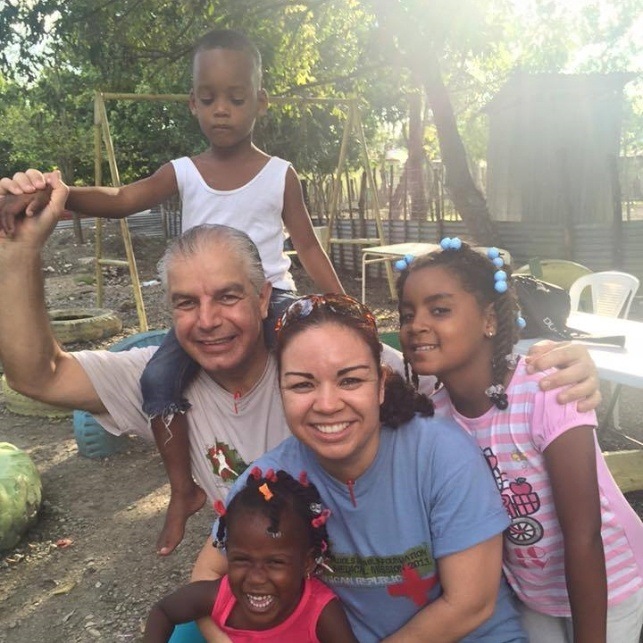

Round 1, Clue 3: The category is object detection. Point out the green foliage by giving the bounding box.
[103,92,204,184]
[0,69,93,181]
[0,0,639,182]
[0,443,42,552]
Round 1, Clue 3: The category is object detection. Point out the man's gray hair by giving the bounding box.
[157,224,266,296]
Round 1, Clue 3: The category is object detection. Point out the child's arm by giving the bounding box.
[190,537,232,641]
[0,164,178,220]
[315,598,359,643]
[544,425,607,643]
[143,579,221,643]
[282,167,344,294]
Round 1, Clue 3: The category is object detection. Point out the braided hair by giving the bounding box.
[395,241,521,410]
[214,469,332,574]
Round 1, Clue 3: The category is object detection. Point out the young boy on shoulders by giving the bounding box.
[0,29,343,557]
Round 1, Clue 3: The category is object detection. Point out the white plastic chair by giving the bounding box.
[569,271,640,319]
[569,271,640,431]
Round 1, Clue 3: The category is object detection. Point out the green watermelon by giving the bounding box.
[0,442,43,551]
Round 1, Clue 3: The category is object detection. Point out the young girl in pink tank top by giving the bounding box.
[396,238,643,643]
[144,469,356,642]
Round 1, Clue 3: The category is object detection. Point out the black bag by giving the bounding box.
[513,274,625,347]
[514,275,571,339]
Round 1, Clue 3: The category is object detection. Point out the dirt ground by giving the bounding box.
[1,222,642,643]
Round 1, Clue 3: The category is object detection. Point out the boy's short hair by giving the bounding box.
[192,29,262,85]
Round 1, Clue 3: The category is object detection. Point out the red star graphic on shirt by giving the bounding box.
[387,564,438,606]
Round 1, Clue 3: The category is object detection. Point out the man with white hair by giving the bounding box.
[0,171,601,557]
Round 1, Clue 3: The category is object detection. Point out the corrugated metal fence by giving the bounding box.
[58,212,643,281]
[331,219,643,282]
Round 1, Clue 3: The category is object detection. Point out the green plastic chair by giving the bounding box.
[379,331,401,351]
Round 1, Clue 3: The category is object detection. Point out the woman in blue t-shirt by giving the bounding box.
[187,294,526,642]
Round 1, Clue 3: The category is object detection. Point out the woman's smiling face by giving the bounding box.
[279,322,385,482]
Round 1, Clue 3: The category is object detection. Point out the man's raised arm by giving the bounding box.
[0,171,106,413]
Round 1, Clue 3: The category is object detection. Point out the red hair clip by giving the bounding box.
[312,509,331,528]
[265,469,278,482]
[299,471,309,487]
[250,466,262,480]
[213,500,226,517]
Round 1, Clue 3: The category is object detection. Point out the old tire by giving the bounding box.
[1,375,72,419]
[74,330,168,459]
[73,410,129,460]
[49,308,123,344]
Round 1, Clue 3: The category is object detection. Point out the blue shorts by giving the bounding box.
[168,621,206,642]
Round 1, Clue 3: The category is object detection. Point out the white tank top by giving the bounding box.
[171,156,296,291]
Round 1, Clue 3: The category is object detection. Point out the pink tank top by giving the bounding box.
[211,575,336,642]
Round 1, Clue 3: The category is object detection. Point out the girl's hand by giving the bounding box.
[0,169,48,196]
[525,341,601,412]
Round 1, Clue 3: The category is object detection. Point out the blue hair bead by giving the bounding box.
[487,247,500,260]
[494,270,507,282]
[439,236,462,251]
[516,315,526,330]
[492,257,504,268]
[495,280,508,293]
[394,253,415,272]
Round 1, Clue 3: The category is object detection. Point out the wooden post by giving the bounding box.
[326,101,355,252]
[603,450,643,493]
[94,93,148,331]
[354,105,396,300]
[93,93,104,308]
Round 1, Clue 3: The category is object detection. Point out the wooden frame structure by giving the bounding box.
[93,91,394,331]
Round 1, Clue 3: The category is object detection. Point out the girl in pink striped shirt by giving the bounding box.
[396,238,643,643]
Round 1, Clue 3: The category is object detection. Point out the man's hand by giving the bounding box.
[0,171,68,249]
[0,187,52,237]
[525,340,601,412]
[0,169,51,237]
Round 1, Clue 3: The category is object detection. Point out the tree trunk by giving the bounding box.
[417,53,498,245]
[390,163,407,216]
[368,0,498,245]
[407,92,428,220]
